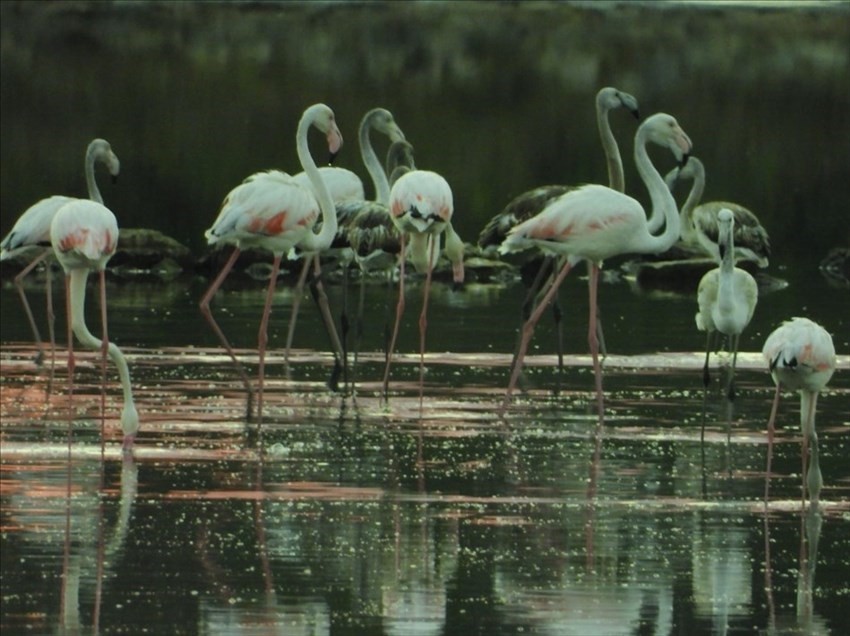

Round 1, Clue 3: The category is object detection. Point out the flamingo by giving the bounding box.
[665,157,770,267]
[694,208,759,444]
[284,108,408,380]
[199,103,342,421]
[478,87,639,381]
[762,317,836,506]
[0,139,120,368]
[499,112,693,420]
[382,168,465,403]
[49,199,139,449]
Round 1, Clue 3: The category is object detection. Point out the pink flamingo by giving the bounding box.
[284,108,408,379]
[478,87,639,382]
[0,139,120,368]
[199,103,342,421]
[382,169,465,402]
[762,317,836,506]
[49,199,139,449]
[499,113,693,420]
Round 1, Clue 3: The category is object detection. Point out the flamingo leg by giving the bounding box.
[764,382,782,505]
[307,255,344,392]
[383,234,407,401]
[418,236,437,413]
[587,263,605,423]
[256,254,282,423]
[700,330,715,445]
[502,259,574,413]
[199,246,254,420]
[801,391,822,505]
[284,255,313,374]
[45,260,57,398]
[13,249,51,365]
[98,269,110,455]
[63,274,76,437]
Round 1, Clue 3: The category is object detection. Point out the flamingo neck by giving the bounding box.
[360,113,391,206]
[597,100,625,193]
[297,113,337,253]
[85,145,104,205]
[68,269,138,436]
[680,160,706,243]
[634,129,681,254]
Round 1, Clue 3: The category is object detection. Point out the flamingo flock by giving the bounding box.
[0,92,840,506]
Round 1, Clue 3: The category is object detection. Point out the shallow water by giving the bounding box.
[1,273,849,635]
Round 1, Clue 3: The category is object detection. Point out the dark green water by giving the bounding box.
[2,2,850,635]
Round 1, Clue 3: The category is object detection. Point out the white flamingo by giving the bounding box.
[665,157,771,267]
[50,199,139,449]
[694,208,759,443]
[199,103,342,421]
[762,317,836,506]
[499,113,693,420]
[1,139,120,368]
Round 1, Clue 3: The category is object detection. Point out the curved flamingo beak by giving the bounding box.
[327,125,343,165]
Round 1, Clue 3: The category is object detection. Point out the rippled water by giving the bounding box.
[1,273,849,635]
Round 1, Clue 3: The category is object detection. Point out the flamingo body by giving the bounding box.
[205,170,320,256]
[1,196,75,259]
[293,166,364,204]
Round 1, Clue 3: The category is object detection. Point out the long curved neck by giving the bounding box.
[84,146,104,205]
[597,101,625,193]
[679,161,705,242]
[68,269,135,409]
[634,130,680,254]
[297,116,337,252]
[360,115,391,206]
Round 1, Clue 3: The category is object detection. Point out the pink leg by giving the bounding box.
[764,382,781,505]
[383,234,407,400]
[64,275,76,438]
[284,257,312,372]
[309,254,345,390]
[45,261,57,398]
[199,247,254,419]
[98,270,110,455]
[14,249,50,364]
[501,259,574,413]
[256,254,282,422]
[587,263,605,424]
[417,236,436,412]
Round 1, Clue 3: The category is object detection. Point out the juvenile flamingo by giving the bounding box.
[694,208,759,443]
[499,113,693,420]
[665,157,770,266]
[478,87,639,380]
[0,139,120,367]
[49,199,139,449]
[200,103,342,421]
[382,169,465,402]
[762,317,836,506]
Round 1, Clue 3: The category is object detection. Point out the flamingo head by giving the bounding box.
[598,87,640,119]
[643,113,693,166]
[369,107,406,143]
[305,103,343,164]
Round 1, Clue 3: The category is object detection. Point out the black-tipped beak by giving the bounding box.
[328,151,339,166]
[718,243,726,260]
[678,153,690,168]
[631,108,640,120]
